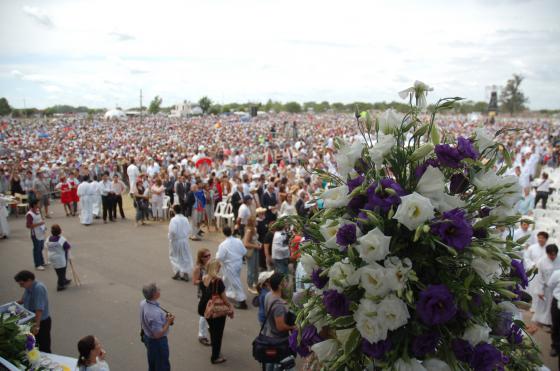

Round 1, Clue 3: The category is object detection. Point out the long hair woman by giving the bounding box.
[243,216,262,294]
[77,335,109,371]
[197,259,234,364]
[193,248,212,346]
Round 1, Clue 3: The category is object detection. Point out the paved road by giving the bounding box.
[0,200,557,370]
[0,200,262,371]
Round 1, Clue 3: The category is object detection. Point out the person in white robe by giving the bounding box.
[91,179,102,218]
[0,195,11,238]
[216,226,247,308]
[168,205,194,281]
[525,231,550,311]
[127,159,139,195]
[532,244,560,327]
[77,177,94,225]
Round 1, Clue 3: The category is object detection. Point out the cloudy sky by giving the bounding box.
[0,0,559,109]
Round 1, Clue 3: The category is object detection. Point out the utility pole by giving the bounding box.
[140,89,143,125]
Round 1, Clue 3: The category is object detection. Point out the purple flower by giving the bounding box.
[416,284,457,325]
[25,335,35,351]
[415,158,440,178]
[450,173,469,194]
[336,223,357,246]
[411,332,439,357]
[348,195,368,214]
[457,137,479,160]
[478,207,492,218]
[435,144,463,168]
[311,268,328,289]
[322,290,350,318]
[289,325,322,357]
[511,259,528,289]
[493,311,513,337]
[507,324,523,345]
[470,343,505,371]
[452,338,473,363]
[430,208,473,251]
[354,158,370,174]
[361,338,391,359]
[473,227,488,239]
[366,178,406,213]
[348,175,365,193]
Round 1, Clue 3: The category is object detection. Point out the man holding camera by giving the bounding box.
[140,283,175,371]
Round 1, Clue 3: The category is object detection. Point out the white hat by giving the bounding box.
[258,271,274,285]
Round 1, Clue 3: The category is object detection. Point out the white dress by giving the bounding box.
[77,182,93,225]
[216,236,247,302]
[91,181,102,217]
[532,256,560,325]
[0,197,10,237]
[525,243,547,310]
[168,214,194,276]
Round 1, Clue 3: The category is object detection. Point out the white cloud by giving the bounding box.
[108,31,135,42]
[22,6,54,28]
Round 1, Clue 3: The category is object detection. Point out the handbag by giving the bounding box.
[204,279,231,319]
[252,302,292,363]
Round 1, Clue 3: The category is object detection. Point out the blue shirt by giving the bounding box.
[23,281,49,321]
[140,300,167,339]
[258,287,270,325]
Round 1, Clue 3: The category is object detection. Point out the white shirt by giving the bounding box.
[216,236,247,265]
[524,242,547,270]
[272,231,290,260]
[548,269,560,306]
[127,164,139,180]
[535,179,552,193]
[238,204,251,225]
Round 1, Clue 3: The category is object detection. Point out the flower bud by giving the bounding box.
[410,143,434,161]
[430,124,440,145]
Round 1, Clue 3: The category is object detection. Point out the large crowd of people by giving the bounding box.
[3,111,560,369]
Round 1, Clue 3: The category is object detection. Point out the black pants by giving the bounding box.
[55,266,67,288]
[102,195,114,221]
[112,195,125,219]
[207,316,226,361]
[535,191,549,209]
[37,317,52,353]
[552,298,560,351]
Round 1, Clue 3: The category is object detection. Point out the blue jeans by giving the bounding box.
[273,258,289,276]
[143,335,170,371]
[32,236,45,267]
[247,251,259,287]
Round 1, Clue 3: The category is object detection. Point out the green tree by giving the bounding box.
[500,74,528,115]
[198,96,212,115]
[148,96,163,114]
[283,101,302,113]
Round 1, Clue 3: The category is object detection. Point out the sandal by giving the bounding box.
[211,357,226,364]
[198,337,211,346]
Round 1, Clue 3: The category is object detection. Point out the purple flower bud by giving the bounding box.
[362,338,391,359]
[411,332,440,357]
[311,268,328,289]
[336,223,357,246]
[322,289,350,318]
[416,284,457,325]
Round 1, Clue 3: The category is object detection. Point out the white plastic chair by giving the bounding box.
[214,201,226,228]
[162,195,171,219]
[222,203,234,227]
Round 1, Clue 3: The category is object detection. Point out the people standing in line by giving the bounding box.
[77,176,94,226]
[26,200,47,270]
[534,172,553,209]
[197,259,234,364]
[134,180,150,226]
[168,205,194,281]
[140,283,174,371]
[46,224,72,291]
[76,335,110,371]
[111,174,126,220]
[14,270,52,352]
[100,172,114,223]
[193,248,212,347]
[243,216,262,294]
[262,272,296,371]
[216,226,248,309]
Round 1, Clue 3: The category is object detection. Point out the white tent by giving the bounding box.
[104,109,127,120]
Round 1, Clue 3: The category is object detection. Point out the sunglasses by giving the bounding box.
[203,254,211,258]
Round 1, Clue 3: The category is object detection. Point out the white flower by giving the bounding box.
[399,80,433,111]
[416,166,465,212]
[300,254,318,275]
[370,133,396,165]
[423,359,452,371]
[471,256,502,284]
[335,140,365,178]
[489,206,517,220]
[472,171,521,207]
[355,227,391,263]
[474,127,494,152]
[354,298,388,343]
[335,328,354,347]
[308,306,329,329]
[462,323,491,346]
[377,295,410,331]
[384,256,412,291]
[8,305,17,314]
[320,220,339,249]
[378,109,404,135]
[393,192,435,231]
[358,264,391,297]
[328,259,359,292]
[310,339,339,362]
[322,185,351,209]
[497,301,518,315]
[394,358,427,371]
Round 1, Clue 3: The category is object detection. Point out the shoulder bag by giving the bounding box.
[204,279,231,319]
[252,301,293,363]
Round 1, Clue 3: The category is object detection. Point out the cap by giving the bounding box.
[258,271,274,285]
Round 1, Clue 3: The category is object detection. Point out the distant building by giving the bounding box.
[170,100,203,117]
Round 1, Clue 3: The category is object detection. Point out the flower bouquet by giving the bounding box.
[0,312,43,370]
[0,302,35,325]
[285,82,542,370]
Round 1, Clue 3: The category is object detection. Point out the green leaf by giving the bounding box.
[332,315,355,328]
[344,328,361,356]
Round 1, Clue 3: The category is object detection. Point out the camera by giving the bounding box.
[278,355,296,370]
